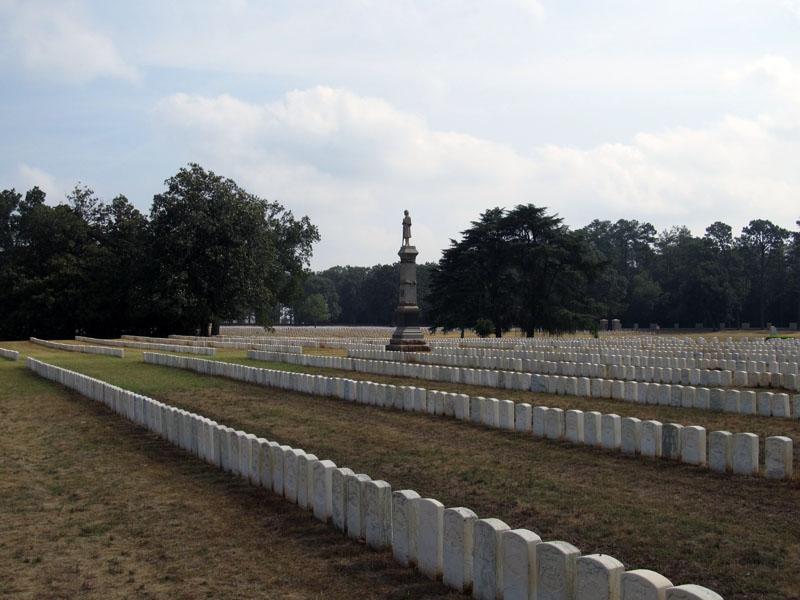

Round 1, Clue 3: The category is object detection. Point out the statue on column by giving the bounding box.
[387,209,430,352]
[402,210,412,246]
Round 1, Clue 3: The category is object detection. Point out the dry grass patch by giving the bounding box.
[0,356,455,599]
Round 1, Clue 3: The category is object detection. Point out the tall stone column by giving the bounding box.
[387,211,431,352]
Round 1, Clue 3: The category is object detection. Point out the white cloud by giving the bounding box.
[155,80,800,269]
[17,164,64,203]
[0,0,138,83]
[725,55,800,105]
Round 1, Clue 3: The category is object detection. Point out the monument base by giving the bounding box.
[386,338,431,352]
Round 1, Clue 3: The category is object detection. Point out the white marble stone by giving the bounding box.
[416,498,444,579]
[576,554,624,600]
[284,448,306,503]
[621,569,673,600]
[297,453,318,510]
[565,409,584,443]
[364,480,392,549]
[665,584,723,599]
[532,406,548,438]
[708,431,732,473]
[680,426,707,466]
[501,528,541,600]
[499,400,515,430]
[392,490,421,567]
[473,518,510,600]
[765,436,793,479]
[482,398,500,428]
[443,506,477,592]
[601,414,622,450]
[515,403,533,432]
[313,459,336,522]
[772,393,790,418]
[640,421,663,458]
[739,391,756,415]
[621,417,642,455]
[584,412,602,447]
[271,444,291,495]
[757,392,773,416]
[332,467,355,531]
[346,473,371,539]
[732,433,759,476]
[545,408,565,440]
[661,423,683,461]
[536,540,580,600]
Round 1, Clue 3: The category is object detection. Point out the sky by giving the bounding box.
[1,0,799,269]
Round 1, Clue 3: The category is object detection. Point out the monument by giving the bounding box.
[386,210,431,352]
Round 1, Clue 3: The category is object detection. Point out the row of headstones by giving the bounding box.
[347,349,798,390]
[431,345,800,373]
[30,337,124,358]
[150,353,795,482]
[76,336,216,356]
[166,334,306,352]
[247,350,800,419]
[426,346,800,372]
[0,347,19,361]
[436,336,800,355]
[126,354,726,600]
[125,334,303,353]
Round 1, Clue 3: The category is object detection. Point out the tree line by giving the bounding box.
[293,205,800,336]
[0,164,318,340]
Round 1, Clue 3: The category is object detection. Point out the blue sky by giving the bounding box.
[1,0,799,268]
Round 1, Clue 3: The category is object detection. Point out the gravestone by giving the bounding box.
[443,507,477,592]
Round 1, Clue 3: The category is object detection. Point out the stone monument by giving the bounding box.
[386,210,431,352]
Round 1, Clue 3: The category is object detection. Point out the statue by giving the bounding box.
[402,210,412,246]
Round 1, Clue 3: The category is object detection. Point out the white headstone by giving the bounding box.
[640,421,663,458]
[601,414,622,450]
[415,498,445,579]
[536,540,580,600]
[765,436,793,479]
[473,518,510,600]
[621,417,642,455]
[621,569,673,600]
[732,432,759,476]
[665,584,723,599]
[364,480,392,549]
[332,467,355,531]
[312,459,336,522]
[443,507,477,592]
[502,528,541,600]
[679,426,707,466]
[576,554,625,600]
[708,431,732,473]
[346,473,371,539]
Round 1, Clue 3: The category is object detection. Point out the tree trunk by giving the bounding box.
[210,319,220,336]
[460,328,465,339]
[494,325,502,338]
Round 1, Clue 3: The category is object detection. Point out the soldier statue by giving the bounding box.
[402,210,412,246]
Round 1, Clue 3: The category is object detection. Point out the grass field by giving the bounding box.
[3,340,800,599]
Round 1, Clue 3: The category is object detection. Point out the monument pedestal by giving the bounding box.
[387,244,430,352]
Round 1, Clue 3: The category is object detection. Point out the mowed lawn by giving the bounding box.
[4,341,800,599]
[0,343,455,599]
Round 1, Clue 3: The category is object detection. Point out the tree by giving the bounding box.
[429,205,600,336]
[738,219,789,327]
[296,293,331,326]
[149,163,319,335]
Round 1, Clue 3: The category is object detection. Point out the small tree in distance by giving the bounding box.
[474,318,494,338]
